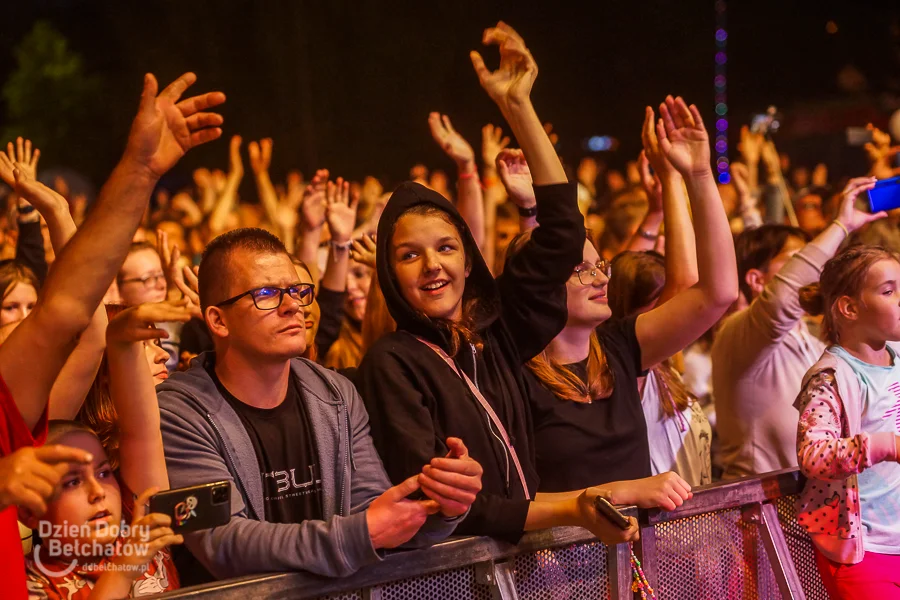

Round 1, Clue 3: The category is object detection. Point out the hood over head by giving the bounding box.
[375,182,499,349]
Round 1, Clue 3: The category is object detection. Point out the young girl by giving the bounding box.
[324,260,372,369]
[358,22,668,545]
[795,244,900,598]
[23,302,190,598]
[524,99,737,493]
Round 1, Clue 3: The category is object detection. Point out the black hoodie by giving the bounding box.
[355,181,584,542]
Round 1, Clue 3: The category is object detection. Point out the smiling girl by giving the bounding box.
[356,22,642,545]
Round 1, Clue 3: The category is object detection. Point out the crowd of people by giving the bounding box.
[0,21,899,600]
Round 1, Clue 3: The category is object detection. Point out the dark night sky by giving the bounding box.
[1,0,899,192]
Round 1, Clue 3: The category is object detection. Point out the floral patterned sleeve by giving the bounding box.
[796,370,877,481]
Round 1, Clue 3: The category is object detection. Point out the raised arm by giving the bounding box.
[496,148,537,232]
[743,177,883,345]
[471,22,583,361]
[11,172,108,421]
[634,96,738,370]
[248,138,280,227]
[640,106,697,303]
[1,72,224,430]
[297,169,329,282]
[470,23,566,185]
[320,177,359,292]
[209,135,243,236]
[428,113,486,250]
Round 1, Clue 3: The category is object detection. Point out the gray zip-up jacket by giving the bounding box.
[157,352,460,579]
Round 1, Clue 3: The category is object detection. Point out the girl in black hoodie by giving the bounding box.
[356,22,639,545]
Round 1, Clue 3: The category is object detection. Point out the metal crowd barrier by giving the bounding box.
[158,469,829,600]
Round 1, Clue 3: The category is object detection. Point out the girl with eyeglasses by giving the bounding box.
[520,97,737,498]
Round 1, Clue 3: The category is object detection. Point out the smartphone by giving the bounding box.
[593,497,631,530]
[868,176,900,213]
[149,481,232,533]
[846,127,874,147]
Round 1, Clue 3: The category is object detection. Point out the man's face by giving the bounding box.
[207,249,307,362]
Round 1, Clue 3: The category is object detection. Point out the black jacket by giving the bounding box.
[355,181,583,542]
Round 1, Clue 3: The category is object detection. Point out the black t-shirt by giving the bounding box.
[208,365,323,523]
[527,316,651,492]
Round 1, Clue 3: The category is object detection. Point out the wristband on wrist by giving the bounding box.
[517,205,538,218]
[832,219,849,238]
[458,170,479,181]
[17,205,36,215]
[330,239,352,252]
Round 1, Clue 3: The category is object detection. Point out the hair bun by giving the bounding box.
[799,283,825,316]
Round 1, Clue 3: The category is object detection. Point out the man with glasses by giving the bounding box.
[157,228,482,581]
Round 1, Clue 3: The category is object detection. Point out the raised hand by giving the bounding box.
[470,21,538,112]
[638,151,663,213]
[836,176,886,232]
[0,445,93,515]
[107,300,194,346]
[325,177,359,244]
[11,164,68,216]
[124,72,226,179]
[656,95,710,178]
[496,148,535,209]
[482,123,510,168]
[248,138,273,175]
[418,437,483,518]
[0,137,40,187]
[428,113,476,168]
[641,106,678,179]
[739,125,764,166]
[300,169,329,231]
[350,234,377,269]
[227,134,244,179]
[811,163,828,188]
[731,162,752,198]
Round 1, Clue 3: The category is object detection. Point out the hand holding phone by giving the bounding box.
[868,175,900,213]
[593,496,631,530]
[149,481,231,533]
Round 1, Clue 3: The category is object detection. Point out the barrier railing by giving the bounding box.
[158,469,829,600]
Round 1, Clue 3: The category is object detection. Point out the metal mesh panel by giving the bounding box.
[653,507,782,600]
[313,593,362,600]
[776,495,831,600]
[377,565,494,600]
[513,542,610,600]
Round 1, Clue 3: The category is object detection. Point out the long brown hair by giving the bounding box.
[799,245,900,345]
[361,270,396,354]
[77,304,128,470]
[0,261,39,299]
[506,231,615,403]
[608,250,692,417]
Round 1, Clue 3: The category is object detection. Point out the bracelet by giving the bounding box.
[517,205,538,218]
[17,205,35,215]
[330,239,352,252]
[458,170,479,181]
[638,228,659,241]
[832,220,849,238]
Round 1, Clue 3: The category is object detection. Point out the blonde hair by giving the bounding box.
[799,245,900,345]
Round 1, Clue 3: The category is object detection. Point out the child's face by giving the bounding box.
[854,259,900,343]
[40,432,122,553]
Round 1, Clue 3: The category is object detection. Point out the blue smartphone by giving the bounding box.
[868,176,900,213]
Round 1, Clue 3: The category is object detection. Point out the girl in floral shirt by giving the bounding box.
[796,244,900,599]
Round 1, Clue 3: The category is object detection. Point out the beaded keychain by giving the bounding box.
[630,544,657,599]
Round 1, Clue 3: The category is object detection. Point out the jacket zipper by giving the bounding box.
[206,412,260,521]
[339,405,348,516]
[470,343,511,495]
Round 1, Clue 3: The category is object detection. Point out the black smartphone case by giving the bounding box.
[593,496,631,530]
[149,481,232,533]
